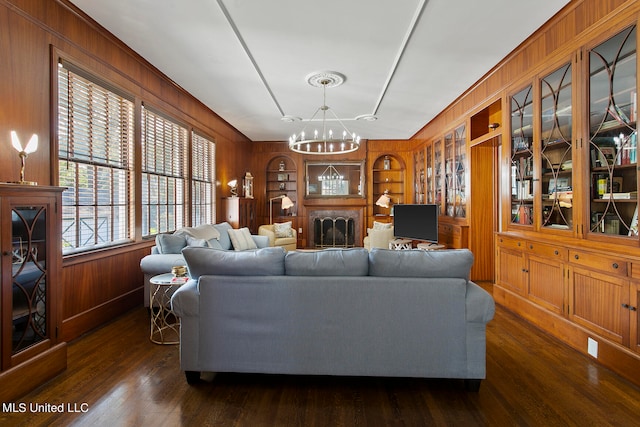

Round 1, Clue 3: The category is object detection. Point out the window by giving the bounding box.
[141,107,188,236]
[58,61,135,254]
[191,132,216,226]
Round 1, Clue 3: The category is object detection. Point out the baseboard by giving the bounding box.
[0,343,67,402]
[60,288,143,342]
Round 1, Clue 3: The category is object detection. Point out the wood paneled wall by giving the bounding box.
[3,0,638,342]
[1,0,252,340]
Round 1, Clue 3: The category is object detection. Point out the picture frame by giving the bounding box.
[277,173,288,182]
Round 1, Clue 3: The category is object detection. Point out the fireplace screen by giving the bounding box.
[313,216,356,248]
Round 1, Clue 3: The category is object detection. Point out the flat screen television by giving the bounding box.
[393,204,439,243]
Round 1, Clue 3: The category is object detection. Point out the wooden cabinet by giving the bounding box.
[0,185,66,401]
[438,220,469,249]
[496,235,567,315]
[224,197,257,233]
[496,232,640,361]
[372,154,404,220]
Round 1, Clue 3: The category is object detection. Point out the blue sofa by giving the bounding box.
[171,247,495,390]
[139,222,268,306]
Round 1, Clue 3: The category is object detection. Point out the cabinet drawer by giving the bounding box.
[568,250,628,276]
[525,241,568,261]
[497,236,525,251]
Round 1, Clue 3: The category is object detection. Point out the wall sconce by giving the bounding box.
[227,179,238,197]
[269,195,294,224]
[10,131,38,185]
[375,189,391,209]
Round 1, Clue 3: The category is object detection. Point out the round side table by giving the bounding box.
[389,238,413,250]
[417,242,446,251]
[149,273,188,345]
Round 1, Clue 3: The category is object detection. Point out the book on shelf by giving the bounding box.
[601,191,637,200]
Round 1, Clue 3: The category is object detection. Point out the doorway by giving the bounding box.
[469,136,501,281]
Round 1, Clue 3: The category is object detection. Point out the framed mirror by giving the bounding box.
[305,161,365,198]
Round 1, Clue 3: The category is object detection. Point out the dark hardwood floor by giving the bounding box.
[2,283,640,426]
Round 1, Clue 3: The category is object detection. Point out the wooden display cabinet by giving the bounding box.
[0,184,67,402]
[224,197,257,233]
[372,154,404,220]
[265,155,297,223]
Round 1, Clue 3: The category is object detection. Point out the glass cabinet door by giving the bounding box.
[588,25,637,237]
[10,206,48,354]
[540,63,573,230]
[454,124,467,218]
[434,138,443,215]
[414,148,425,204]
[426,144,434,204]
[511,85,534,225]
[444,132,454,216]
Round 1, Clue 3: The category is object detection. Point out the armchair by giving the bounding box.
[258,223,297,251]
[363,225,395,251]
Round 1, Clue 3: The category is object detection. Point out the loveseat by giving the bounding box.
[139,222,268,306]
[171,247,495,390]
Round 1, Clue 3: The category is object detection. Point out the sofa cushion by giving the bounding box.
[274,221,294,238]
[285,248,369,276]
[368,248,473,279]
[213,222,233,250]
[155,233,187,254]
[182,246,286,279]
[228,227,258,250]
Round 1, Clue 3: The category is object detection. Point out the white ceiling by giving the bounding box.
[69,0,569,142]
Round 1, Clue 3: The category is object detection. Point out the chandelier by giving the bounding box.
[285,71,363,155]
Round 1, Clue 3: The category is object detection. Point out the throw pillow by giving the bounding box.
[373,221,392,230]
[185,235,209,248]
[155,234,187,254]
[227,227,258,251]
[273,221,293,238]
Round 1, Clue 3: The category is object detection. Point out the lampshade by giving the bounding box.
[269,195,295,224]
[227,179,238,197]
[10,130,38,185]
[375,191,391,209]
[281,195,294,210]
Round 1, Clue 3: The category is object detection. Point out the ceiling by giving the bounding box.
[69,0,570,142]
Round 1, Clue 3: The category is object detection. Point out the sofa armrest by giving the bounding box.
[258,225,276,246]
[465,281,495,323]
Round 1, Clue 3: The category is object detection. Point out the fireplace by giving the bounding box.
[308,209,362,248]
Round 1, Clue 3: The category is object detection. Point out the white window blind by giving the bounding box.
[141,107,188,236]
[58,61,135,254]
[191,132,216,226]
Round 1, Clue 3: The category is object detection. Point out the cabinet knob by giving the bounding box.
[612,263,618,269]
[631,306,638,312]
[554,250,559,255]
[517,242,521,246]
[574,254,579,260]
[622,303,630,309]
[2,251,10,256]
[529,244,533,249]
